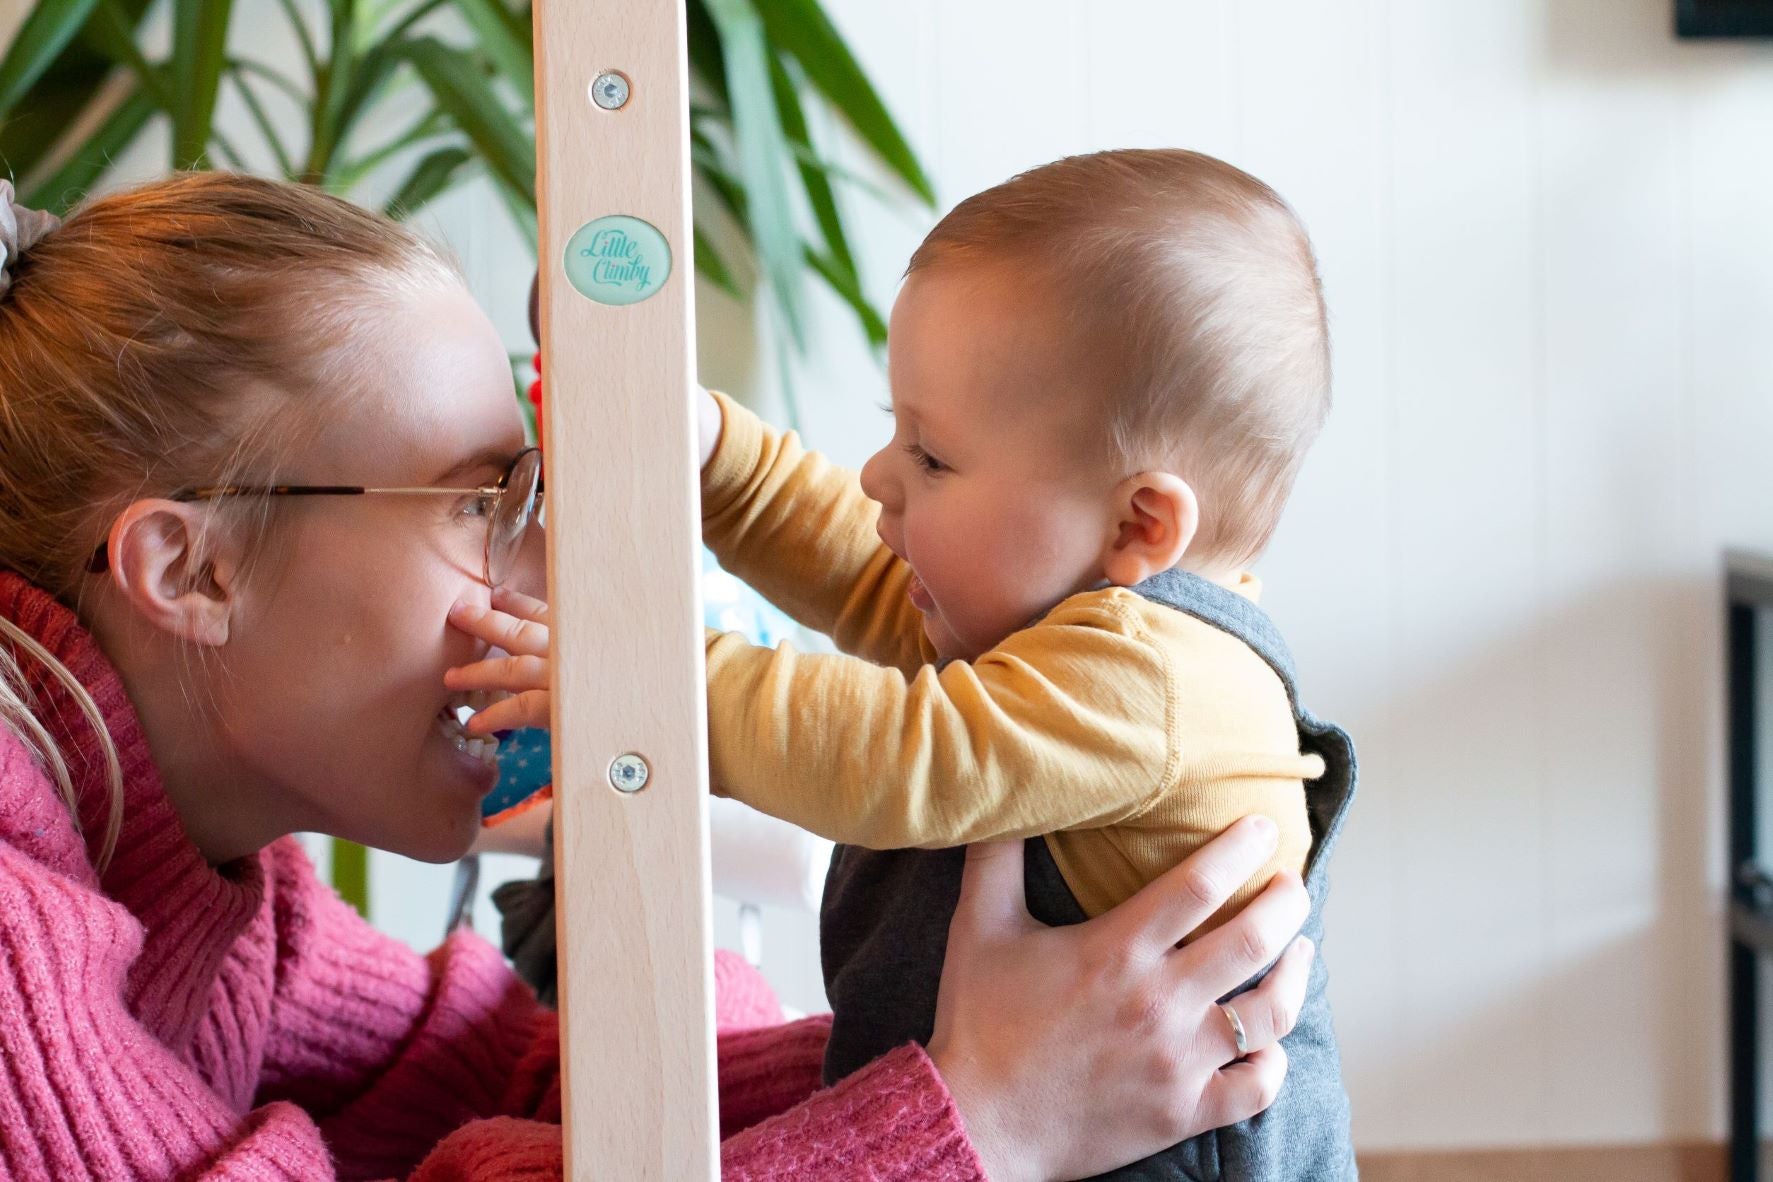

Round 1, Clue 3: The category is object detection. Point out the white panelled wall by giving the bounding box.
[166,0,1773,1157]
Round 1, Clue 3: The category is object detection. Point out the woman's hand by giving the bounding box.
[928,817,1312,1182]
[445,588,553,736]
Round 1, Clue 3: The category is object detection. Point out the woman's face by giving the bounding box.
[210,280,539,863]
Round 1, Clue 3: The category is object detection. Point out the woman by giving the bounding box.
[0,172,1312,1180]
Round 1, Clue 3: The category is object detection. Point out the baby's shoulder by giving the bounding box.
[1043,587,1287,697]
[1038,585,1161,633]
[1039,585,1242,646]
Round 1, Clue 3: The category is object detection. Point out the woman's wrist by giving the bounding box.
[928,1039,1042,1182]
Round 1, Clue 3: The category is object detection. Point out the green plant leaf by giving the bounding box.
[336,106,450,188]
[447,0,531,101]
[229,66,294,177]
[489,168,536,248]
[331,40,404,150]
[400,36,534,205]
[20,84,154,209]
[770,51,854,280]
[230,57,307,106]
[0,0,104,118]
[752,0,933,205]
[376,0,447,47]
[303,0,363,179]
[705,0,803,347]
[272,0,320,80]
[805,244,886,346]
[170,0,235,168]
[685,0,728,100]
[89,0,171,104]
[692,142,746,221]
[383,142,471,217]
[694,224,742,297]
[0,0,152,183]
[331,837,370,917]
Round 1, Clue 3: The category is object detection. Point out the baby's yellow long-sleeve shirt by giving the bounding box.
[701,392,1323,924]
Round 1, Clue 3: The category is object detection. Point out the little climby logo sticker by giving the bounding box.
[564,215,672,306]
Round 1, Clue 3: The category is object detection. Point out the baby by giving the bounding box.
[453,148,1357,1180]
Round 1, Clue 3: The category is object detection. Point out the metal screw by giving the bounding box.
[609,752,650,793]
[591,71,630,110]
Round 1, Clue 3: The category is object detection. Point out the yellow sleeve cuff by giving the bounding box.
[701,389,766,520]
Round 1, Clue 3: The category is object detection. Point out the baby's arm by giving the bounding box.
[700,597,1173,849]
[446,590,1174,850]
[701,391,935,677]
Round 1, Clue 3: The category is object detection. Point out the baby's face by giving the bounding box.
[861,266,1117,661]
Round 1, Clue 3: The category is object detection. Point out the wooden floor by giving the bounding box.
[1356,1143,1725,1182]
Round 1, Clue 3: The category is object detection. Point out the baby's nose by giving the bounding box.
[860,447,896,508]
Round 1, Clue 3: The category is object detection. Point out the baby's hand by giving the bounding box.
[698,384,721,468]
[446,587,553,735]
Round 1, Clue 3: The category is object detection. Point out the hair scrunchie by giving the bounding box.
[0,180,62,298]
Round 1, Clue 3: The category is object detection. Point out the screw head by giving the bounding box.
[591,71,630,110]
[609,752,650,793]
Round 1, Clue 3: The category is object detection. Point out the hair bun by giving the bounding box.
[0,181,62,298]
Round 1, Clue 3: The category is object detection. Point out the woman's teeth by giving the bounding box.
[438,690,502,765]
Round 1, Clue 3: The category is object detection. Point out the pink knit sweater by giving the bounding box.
[0,573,987,1180]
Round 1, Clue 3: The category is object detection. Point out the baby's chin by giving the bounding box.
[923,615,1009,665]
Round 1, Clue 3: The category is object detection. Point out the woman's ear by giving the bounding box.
[1102,473,1199,587]
[101,500,241,647]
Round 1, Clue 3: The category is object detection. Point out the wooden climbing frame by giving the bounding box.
[533,0,718,1176]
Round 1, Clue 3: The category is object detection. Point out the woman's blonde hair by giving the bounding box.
[0,171,459,869]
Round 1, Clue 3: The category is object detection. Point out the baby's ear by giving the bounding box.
[1101,473,1198,587]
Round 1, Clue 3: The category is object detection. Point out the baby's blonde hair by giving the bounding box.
[0,171,459,869]
[907,148,1331,568]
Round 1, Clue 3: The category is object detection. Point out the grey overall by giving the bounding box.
[820,567,1359,1181]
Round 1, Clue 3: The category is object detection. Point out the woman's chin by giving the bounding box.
[388,797,484,864]
[383,731,500,862]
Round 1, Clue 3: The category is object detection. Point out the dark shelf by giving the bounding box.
[1730,549,1773,1181]
[1734,900,1773,959]
[1730,549,1773,609]
[1678,0,1773,38]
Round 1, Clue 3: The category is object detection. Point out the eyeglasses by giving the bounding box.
[87,447,544,588]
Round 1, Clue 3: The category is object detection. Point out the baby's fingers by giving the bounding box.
[445,653,550,695]
[465,691,550,735]
[491,586,551,625]
[449,600,550,657]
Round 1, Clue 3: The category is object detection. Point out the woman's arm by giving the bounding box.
[715,1014,834,1136]
[406,1020,987,1182]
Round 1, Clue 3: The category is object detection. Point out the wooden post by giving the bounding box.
[533,0,718,1177]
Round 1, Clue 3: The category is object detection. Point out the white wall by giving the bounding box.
[40,0,1773,1155]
